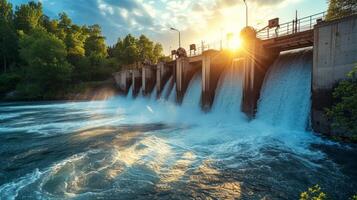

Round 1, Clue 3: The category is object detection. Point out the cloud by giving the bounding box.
[10,0,311,53]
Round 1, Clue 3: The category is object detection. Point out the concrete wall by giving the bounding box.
[131,69,142,98]
[156,62,174,98]
[142,65,156,96]
[113,71,132,94]
[312,14,357,134]
[176,57,200,103]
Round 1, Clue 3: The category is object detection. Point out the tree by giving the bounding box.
[137,34,154,63]
[0,0,12,22]
[112,34,164,66]
[0,0,17,73]
[18,28,72,99]
[326,0,357,20]
[0,20,17,73]
[113,34,138,65]
[153,43,164,63]
[14,1,43,33]
[326,66,357,140]
[42,15,58,34]
[84,25,107,58]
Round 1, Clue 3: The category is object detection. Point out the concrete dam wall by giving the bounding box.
[113,14,357,135]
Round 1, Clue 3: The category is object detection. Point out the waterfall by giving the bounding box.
[182,72,202,108]
[212,59,244,117]
[127,85,133,99]
[256,48,312,131]
[160,76,173,100]
[150,84,157,100]
[168,83,176,103]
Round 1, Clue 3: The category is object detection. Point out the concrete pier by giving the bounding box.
[176,57,200,103]
[142,65,156,97]
[131,69,142,98]
[201,50,233,110]
[312,14,357,135]
[241,28,279,118]
[113,70,132,94]
[156,61,174,98]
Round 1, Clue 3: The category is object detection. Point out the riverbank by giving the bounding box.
[0,79,119,102]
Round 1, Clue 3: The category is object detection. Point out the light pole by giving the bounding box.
[242,0,248,27]
[170,27,181,48]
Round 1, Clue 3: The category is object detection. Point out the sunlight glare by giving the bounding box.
[228,36,243,51]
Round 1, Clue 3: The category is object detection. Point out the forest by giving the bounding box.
[0,0,167,100]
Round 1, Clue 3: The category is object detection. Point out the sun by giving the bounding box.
[229,37,242,50]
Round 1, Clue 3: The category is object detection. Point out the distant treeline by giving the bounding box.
[326,0,357,20]
[0,0,168,100]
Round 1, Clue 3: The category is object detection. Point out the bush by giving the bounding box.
[300,185,327,200]
[326,66,357,140]
[0,72,21,96]
[17,28,73,99]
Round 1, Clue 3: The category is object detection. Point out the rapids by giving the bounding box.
[0,49,356,199]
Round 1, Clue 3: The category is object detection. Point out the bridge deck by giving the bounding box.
[261,30,314,51]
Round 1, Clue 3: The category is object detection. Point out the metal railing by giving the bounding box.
[257,12,327,40]
[179,11,343,57]
[186,37,245,57]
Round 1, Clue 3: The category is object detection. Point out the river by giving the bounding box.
[0,49,356,199]
[0,98,356,199]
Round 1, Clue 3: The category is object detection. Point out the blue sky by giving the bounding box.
[9,0,328,54]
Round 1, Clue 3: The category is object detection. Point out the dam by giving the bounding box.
[114,12,357,135]
[1,10,357,200]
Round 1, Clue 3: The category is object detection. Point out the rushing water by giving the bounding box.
[1,50,357,200]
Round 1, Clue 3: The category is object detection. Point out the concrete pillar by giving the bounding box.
[156,62,174,98]
[142,65,156,97]
[312,14,357,135]
[201,52,211,106]
[156,62,164,95]
[113,70,132,94]
[131,69,142,98]
[201,50,226,110]
[242,42,259,117]
[176,57,190,103]
[241,27,279,118]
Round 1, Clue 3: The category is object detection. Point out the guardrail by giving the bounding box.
[183,11,337,57]
[257,12,327,40]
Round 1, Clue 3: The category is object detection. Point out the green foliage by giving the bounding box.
[0,0,13,22]
[84,25,107,58]
[326,66,357,138]
[300,185,327,200]
[14,1,43,33]
[112,34,164,66]
[0,72,21,95]
[326,0,357,20]
[0,0,165,100]
[114,34,139,65]
[18,28,72,99]
[351,195,357,200]
[0,0,18,73]
[0,18,18,73]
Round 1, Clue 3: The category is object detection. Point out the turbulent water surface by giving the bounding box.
[1,50,357,199]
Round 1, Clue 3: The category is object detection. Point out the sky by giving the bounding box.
[10,0,328,54]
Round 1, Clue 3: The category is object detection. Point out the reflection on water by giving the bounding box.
[0,98,356,200]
